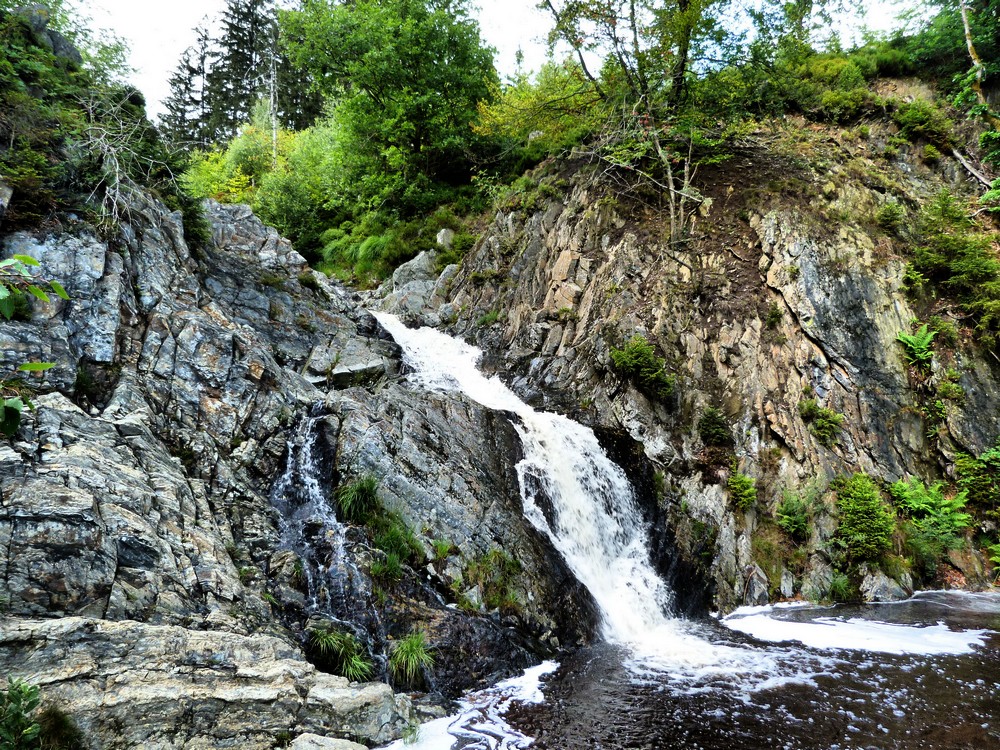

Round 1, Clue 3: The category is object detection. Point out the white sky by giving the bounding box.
[79,0,904,121]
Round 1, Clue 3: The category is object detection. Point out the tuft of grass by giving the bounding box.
[431,539,453,562]
[307,625,374,682]
[335,474,380,524]
[389,631,435,687]
[36,704,86,750]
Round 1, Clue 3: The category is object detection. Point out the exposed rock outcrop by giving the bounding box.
[432,123,1000,611]
[0,193,590,746]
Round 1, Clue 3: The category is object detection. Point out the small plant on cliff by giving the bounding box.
[35,705,85,750]
[465,549,522,612]
[875,200,905,232]
[897,324,936,371]
[389,631,434,688]
[776,491,812,543]
[698,406,732,447]
[610,335,675,402]
[307,625,374,682]
[798,398,844,447]
[0,677,40,750]
[334,474,380,524]
[727,469,757,511]
[834,473,895,562]
[955,440,1000,512]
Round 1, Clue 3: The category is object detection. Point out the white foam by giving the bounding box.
[722,611,989,655]
[379,661,559,750]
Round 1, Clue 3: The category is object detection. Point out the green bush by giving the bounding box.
[776,492,812,542]
[835,473,895,562]
[0,677,40,750]
[889,477,970,550]
[875,201,905,232]
[892,100,955,148]
[389,631,434,688]
[610,335,676,402]
[307,625,374,682]
[955,440,1000,510]
[798,398,845,447]
[698,406,732,447]
[727,471,757,510]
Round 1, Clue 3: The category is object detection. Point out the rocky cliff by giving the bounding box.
[0,191,589,748]
[378,113,1000,613]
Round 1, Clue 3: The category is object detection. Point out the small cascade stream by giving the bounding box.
[270,409,382,648]
[373,313,1000,750]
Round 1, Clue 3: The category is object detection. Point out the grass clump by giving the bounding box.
[335,474,381,524]
[610,335,676,402]
[36,705,86,749]
[307,624,374,682]
[834,473,895,562]
[465,549,522,613]
[389,631,434,688]
[798,398,845,447]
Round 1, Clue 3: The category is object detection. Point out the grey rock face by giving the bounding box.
[1,189,594,745]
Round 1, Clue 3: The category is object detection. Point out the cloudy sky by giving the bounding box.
[81,1,904,121]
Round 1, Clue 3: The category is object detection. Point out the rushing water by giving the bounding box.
[372,313,1000,750]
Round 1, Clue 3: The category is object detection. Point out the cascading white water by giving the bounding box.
[375,313,680,649]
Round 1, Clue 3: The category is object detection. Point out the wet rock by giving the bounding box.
[860,569,911,603]
[292,736,369,750]
[780,569,795,599]
[743,564,770,606]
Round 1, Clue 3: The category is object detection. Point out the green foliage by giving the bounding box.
[727,471,757,511]
[776,492,812,543]
[828,570,854,603]
[610,335,676,402]
[476,310,500,327]
[896,324,937,370]
[307,624,374,682]
[0,677,40,750]
[798,398,844,447]
[389,631,434,687]
[955,440,1000,511]
[698,406,732,447]
[875,200,904,232]
[465,549,521,613]
[834,473,895,562]
[910,190,1000,347]
[431,539,453,562]
[281,0,496,217]
[334,474,380,525]
[765,302,783,329]
[892,100,955,148]
[889,477,970,574]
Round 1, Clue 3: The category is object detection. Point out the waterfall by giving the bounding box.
[373,313,677,648]
[270,411,376,631]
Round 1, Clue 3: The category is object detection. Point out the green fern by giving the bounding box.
[897,324,936,370]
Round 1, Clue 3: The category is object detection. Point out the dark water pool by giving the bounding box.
[387,591,1000,750]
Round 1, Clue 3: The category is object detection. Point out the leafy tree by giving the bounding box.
[280,0,498,215]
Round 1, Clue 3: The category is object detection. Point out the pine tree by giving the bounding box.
[161,25,216,146]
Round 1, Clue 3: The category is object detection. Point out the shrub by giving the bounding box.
[727,471,757,511]
[610,335,675,402]
[835,473,895,561]
[389,631,434,687]
[892,100,955,148]
[698,406,732,447]
[335,474,380,524]
[828,570,854,602]
[889,478,970,550]
[955,440,1000,510]
[776,492,812,542]
[875,201,904,232]
[0,677,40,750]
[798,398,845,447]
[307,625,374,682]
